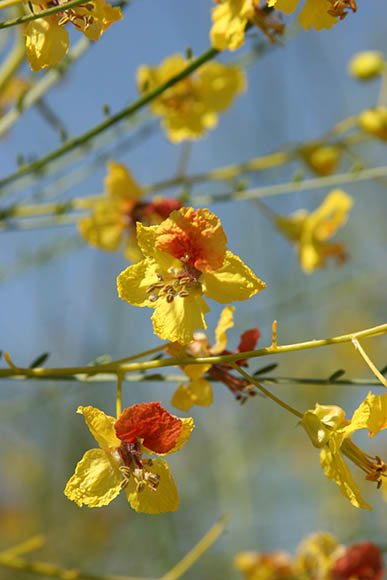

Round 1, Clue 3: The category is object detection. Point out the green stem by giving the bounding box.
[0,28,25,94]
[0,45,219,195]
[230,363,303,419]
[0,0,95,29]
[0,323,385,380]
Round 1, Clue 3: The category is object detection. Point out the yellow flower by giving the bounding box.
[275,190,353,273]
[78,161,182,261]
[234,550,293,580]
[137,54,245,142]
[300,143,341,176]
[25,0,122,71]
[268,0,357,30]
[0,77,29,118]
[294,532,342,580]
[211,0,284,51]
[169,306,260,411]
[301,392,387,509]
[349,51,385,80]
[117,207,266,345]
[358,107,387,141]
[64,402,194,513]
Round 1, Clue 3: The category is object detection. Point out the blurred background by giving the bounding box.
[0,0,386,578]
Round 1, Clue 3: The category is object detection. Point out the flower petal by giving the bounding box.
[125,459,179,513]
[320,443,372,510]
[189,378,213,407]
[342,392,387,438]
[78,200,124,251]
[151,290,210,345]
[136,223,180,268]
[196,62,246,112]
[115,402,182,454]
[298,0,337,30]
[155,207,227,273]
[77,406,121,450]
[117,258,161,307]
[201,251,266,304]
[212,305,235,354]
[25,17,69,72]
[210,0,254,51]
[64,448,121,507]
[171,384,195,412]
[105,161,143,203]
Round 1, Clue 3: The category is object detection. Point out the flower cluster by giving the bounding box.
[137,54,245,142]
[235,531,385,580]
[167,306,260,411]
[275,190,353,273]
[117,207,266,345]
[78,161,181,261]
[301,391,387,509]
[25,0,122,71]
[64,402,194,513]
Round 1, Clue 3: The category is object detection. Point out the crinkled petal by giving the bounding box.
[117,258,161,307]
[212,305,235,354]
[210,0,254,51]
[115,402,182,454]
[136,223,180,269]
[342,392,387,438]
[169,417,195,452]
[155,207,227,273]
[77,406,121,450]
[201,251,266,304]
[298,0,337,30]
[64,448,121,507]
[151,290,210,345]
[79,0,122,41]
[25,17,69,72]
[78,200,124,251]
[105,161,142,203]
[125,459,179,513]
[320,443,372,510]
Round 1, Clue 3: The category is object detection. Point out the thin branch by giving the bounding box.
[0,0,94,30]
[352,338,387,388]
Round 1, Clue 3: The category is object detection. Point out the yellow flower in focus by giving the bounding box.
[349,51,385,80]
[234,550,293,580]
[64,402,194,513]
[358,107,387,141]
[301,392,387,509]
[276,190,353,273]
[294,532,342,580]
[117,207,266,345]
[78,161,182,261]
[137,54,245,142]
[25,0,122,71]
[168,306,260,411]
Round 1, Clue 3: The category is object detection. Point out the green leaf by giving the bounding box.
[29,353,50,368]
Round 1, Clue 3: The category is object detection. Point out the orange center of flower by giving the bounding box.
[45,0,95,31]
[341,439,387,490]
[327,0,357,20]
[117,439,160,493]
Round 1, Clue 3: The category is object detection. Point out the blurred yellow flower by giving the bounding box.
[78,161,181,261]
[235,550,293,580]
[268,0,357,30]
[117,207,265,345]
[294,532,342,580]
[349,51,385,80]
[25,0,122,71]
[358,107,387,141]
[64,403,194,513]
[275,190,353,273]
[168,305,260,411]
[137,54,245,142]
[301,392,387,509]
[0,77,28,118]
[300,143,341,176]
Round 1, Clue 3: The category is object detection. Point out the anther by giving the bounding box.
[149,294,159,302]
[179,290,189,297]
[166,294,174,303]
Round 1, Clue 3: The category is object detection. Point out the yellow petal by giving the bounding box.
[269,0,299,14]
[171,417,195,452]
[210,0,254,51]
[308,190,353,242]
[184,362,211,381]
[78,200,124,251]
[188,377,213,407]
[124,232,143,263]
[151,290,210,345]
[171,384,195,412]
[196,62,246,112]
[201,251,266,304]
[298,0,337,30]
[342,392,387,438]
[79,0,122,41]
[25,18,69,71]
[136,223,180,269]
[117,258,161,307]
[212,305,235,354]
[105,161,142,203]
[125,459,179,513]
[64,448,122,507]
[320,443,372,510]
[77,406,121,450]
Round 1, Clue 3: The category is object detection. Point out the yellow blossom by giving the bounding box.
[234,550,293,580]
[358,107,387,141]
[275,190,353,273]
[300,143,341,176]
[137,54,245,142]
[78,161,181,261]
[268,0,357,30]
[294,532,342,580]
[301,392,387,509]
[117,207,266,345]
[349,51,385,80]
[25,0,122,71]
[64,403,194,513]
